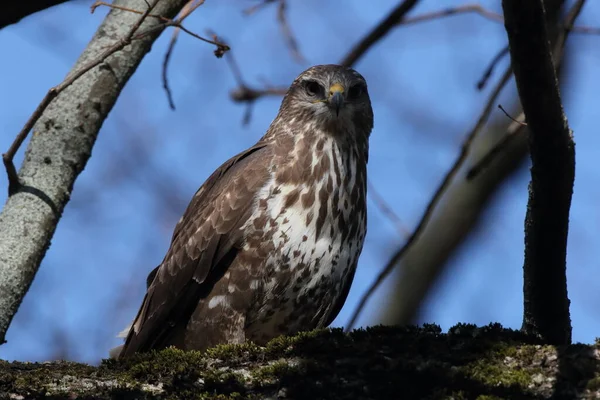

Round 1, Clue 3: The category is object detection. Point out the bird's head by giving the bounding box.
[277,64,374,139]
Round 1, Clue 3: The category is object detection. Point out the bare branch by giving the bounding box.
[243,0,305,64]
[397,2,597,37]
[340,0,421,67]
[398,3,503,26]
[228,0,421,118]
[3,0,161,195]
[162,0,209,110]
[346,65,514,330]
[477,45,509,90]
[367,181,411,239]
[0,0,191,346]
[467,0,584,181]
[276,0,305,64]
[466,113,525,180]
[503,0,577,345]
[1,0,229,193]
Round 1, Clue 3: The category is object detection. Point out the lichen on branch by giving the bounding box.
[1,325,599,399]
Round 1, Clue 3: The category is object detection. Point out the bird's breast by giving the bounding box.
[241,137,367,339]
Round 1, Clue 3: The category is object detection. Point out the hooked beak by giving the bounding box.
[328,83,345,116]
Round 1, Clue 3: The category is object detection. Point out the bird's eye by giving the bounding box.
[304,80,323,97]
[348,84,364,99]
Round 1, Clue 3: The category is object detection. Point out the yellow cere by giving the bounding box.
[329,83,344,95]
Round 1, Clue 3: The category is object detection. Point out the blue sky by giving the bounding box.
[0,0,598,363]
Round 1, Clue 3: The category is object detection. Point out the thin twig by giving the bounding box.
[466,113,525,180]
[340,0,420,67]
[243,0,277,15]
[223,49,287,124]
[93,1,228,50]
[276,0,305,64]
[243,0,305,64]
[347,0,586,330]
[2,0,230,194]
[346,65,514,330]
[162,0,207,110]
[368,180,411,239]
[227,0,421,122]
[2,0,161,195]
[477,45,509,90]
[498,104,528,125]
[162,31,178,110]
[398,3,503,26]
[397,2,599,37]
[467,0,584,181]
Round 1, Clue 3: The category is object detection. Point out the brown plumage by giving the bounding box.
[115,64,374,358]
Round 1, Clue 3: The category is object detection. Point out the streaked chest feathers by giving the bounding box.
[242,131,367,332]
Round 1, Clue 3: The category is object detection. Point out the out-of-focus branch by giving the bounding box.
[398,3,597,36]
[0,0,70,30]
[346,65,514,330]
[340,0,421,67]
[0,0,191,346]
[467,0,583,181]
[228,0,421,112]
[477,45,509,90]
[368,181,411,239]
[162,0,229,110]
[244,0,305,64]
[502,0,575,345]
[348,0,578,330]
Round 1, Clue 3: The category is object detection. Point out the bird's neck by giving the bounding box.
[267,123,367,190]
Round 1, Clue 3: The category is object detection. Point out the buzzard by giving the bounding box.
[113,64,374,358]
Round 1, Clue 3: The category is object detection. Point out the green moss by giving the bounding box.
[204,341,263,361]
[464,350,537,388]
[1,324,598,399]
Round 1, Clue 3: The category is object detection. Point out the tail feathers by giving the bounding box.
[107,322,133,359]
[108,344,124,359]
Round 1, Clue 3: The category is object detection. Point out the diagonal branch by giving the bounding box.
[346,65,514,330]
[340,0,421,67]
[502,0,575,345]
[0,0,191,346]
[2,0,228,194]
[347,0,581,331]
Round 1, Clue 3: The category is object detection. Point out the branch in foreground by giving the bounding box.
[2,0,228,195]
[0,0,70,30]
[502,0,575,345]
[0,0,191,345]
[2,325,599,399]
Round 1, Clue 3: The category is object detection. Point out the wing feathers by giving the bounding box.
[119,142,271,357]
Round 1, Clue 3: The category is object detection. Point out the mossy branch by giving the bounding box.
[1,325,599,399]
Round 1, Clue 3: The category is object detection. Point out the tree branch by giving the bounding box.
[502,0,575,345]
[2,325,600,399]
[340,0,420,67]
[0,0,191,345]
[0,0,70,30]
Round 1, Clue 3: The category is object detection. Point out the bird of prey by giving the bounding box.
[113,64,374,358]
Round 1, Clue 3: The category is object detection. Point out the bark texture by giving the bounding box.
[1,326,599,399]
[0,0,189,344]
[503,0,575,345]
